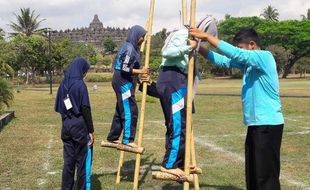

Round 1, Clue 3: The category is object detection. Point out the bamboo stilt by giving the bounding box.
[133,0,155,189]
[182,0,187,25]
[114,15,150,187]
[152,171,194,183]
[101,141,144,154]
[184,0,196,190]
[116,151,124,184]
[191,130,200,189]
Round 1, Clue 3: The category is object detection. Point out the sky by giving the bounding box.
[0,0,309,37]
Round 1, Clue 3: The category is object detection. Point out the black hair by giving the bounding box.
[233,28,261,47]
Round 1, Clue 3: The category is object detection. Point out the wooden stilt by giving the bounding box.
[191,130,200,189]
[114,15,150,187]
[184,0,196,190]
[133,0,155,189]
[116,151,124,184]
[182,0,187,25]
[152,171,194,183]
[101,140,144,154]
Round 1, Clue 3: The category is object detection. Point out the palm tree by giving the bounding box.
[9,8,45,36]
[0,28,5,40]
[260,5,279,21]
[300,9,310,20]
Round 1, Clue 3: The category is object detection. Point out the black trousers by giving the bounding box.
[156,68,187,169]
[245,124,283,190]
[61,116,92,190]
[107,72,138,144]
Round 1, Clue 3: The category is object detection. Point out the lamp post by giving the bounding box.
[43,28,53,95]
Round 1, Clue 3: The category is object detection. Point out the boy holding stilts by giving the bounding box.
[190,27,284,190]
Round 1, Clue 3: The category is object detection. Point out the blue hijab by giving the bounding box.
[126,25,146,50]
[55,57,90,117]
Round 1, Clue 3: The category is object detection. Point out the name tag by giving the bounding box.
[63,95,72,110]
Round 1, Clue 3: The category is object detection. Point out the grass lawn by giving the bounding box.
[0,78,309,190]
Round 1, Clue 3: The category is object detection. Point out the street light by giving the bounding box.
[43,28,56,95]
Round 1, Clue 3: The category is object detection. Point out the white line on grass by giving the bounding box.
[37,138,54,187]
[194,137,310,189]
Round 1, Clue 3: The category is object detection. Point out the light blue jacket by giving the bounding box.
[160,29,192,73]
[207,41,284,126]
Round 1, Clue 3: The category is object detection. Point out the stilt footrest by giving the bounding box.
[101,140,145,154]
[190,166,202,174]
[152,171,194,183]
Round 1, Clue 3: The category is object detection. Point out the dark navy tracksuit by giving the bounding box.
[156,29,192,169]
[61,114,93,190]
[55,57,93,190]
[156,67,187,169]
[107,71,139,144]
[107,25,146,144]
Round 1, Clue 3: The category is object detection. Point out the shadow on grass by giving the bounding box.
[91,153,157,189]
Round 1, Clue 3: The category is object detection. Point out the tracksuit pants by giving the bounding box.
[61,115,92,190]
[156,67,187,169]
[107,73,138,144]
[245,124,283,190]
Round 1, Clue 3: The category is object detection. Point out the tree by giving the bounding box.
[0,28,5,40]
[266,45,292,75]
[9,8,45,36]
[103,38,117,53]
[301,9,310,20]
[293,57,310,78]
[52,38,97,72]
[0,40,15,77]
[218,17,310,78]
[225,14,231,20]
[11,35,48,84]
[260,5,279,21]
[0,79,14,112]
[152,28,167,49]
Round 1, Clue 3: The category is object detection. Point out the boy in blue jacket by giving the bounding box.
[107,25,149,148]
[190,27,284,190]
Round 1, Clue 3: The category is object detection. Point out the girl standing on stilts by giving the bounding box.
[107,25,149,148]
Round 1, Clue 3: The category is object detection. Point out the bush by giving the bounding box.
[0,79,14,112]
[84,73,113,82]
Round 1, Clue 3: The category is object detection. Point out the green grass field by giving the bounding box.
[0,78,309,190]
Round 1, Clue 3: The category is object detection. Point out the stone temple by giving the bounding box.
[51,14,129,49]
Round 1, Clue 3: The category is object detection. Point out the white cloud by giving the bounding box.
[0,0,309,37]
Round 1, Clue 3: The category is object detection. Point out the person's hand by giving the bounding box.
[189,27,207,40]
[140,74,152,84]
[189,40,198,50]
[88,132,94,146]
[141,66,150,74]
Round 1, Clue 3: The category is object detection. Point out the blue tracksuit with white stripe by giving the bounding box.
[156,29,192,169]
[107,25,146,144]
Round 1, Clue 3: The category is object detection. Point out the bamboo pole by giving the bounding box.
[182,0,187,25]
[184,0,196,189]
[115,151,124,184]
[191,129,200,190]
[115,13,149,187]
[133,0,155,189]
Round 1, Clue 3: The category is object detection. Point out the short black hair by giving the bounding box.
[233,28,260,47]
